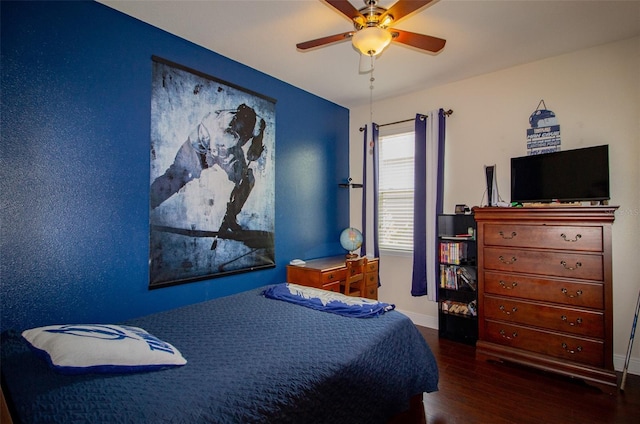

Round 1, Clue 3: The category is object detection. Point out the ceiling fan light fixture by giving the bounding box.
[352,26,392,56]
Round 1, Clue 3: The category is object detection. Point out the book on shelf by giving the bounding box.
[457,266,477,291]
[439,264,477,290]
[439,241,469,265]
[440,264,457,289]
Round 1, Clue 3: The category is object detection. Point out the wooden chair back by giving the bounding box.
[343,257,368,297]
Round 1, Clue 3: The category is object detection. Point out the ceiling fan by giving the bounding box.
[296,0,446,57]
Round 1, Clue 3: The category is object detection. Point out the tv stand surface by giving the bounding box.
[522,202,583,207]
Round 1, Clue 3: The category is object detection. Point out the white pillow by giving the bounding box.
[22,324,187,374]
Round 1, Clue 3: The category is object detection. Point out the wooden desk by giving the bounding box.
[286,256,379,300]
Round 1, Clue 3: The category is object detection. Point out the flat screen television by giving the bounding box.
[510,145,610,203]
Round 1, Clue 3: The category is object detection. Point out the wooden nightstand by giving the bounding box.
[286,255,379,300]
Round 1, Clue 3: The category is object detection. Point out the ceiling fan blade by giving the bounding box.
[390,29,446,53]
[296,31,354,50]
[325,0,364,21]
[380,0,435,24]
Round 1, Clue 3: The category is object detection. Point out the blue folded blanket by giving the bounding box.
[263,283,395,318]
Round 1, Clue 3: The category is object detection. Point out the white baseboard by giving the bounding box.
[400,309,640,377]
[397,309,438,330]
[614,354,640,375]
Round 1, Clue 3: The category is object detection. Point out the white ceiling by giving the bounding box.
[99,0,640,108]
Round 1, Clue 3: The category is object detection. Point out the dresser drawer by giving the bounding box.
[322,269,346,284]
[365,271,378,288]
[364,264,378,300]
[322,281,342,293]
[483,295,604,338]
[483,224,603,252]
[484,320,604,367]
[364,284,378,300]
[483,247,603,281]
[365,260,379,273]
[287,266,345,290]
[483,271,604,308]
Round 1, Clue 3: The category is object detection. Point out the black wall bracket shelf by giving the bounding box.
[339,178,363,188]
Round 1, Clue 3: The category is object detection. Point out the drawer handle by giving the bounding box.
[498,255,517,265]
[561,288,583,298]
[560,233,582,243]
[328,273,335,280]
[561,315,583,326]
[561,342,583,354]
[499,329,518,340]
[499,305,518,315]
[499,280,518,290]
[560,260,582,271]
[499,231,517,239]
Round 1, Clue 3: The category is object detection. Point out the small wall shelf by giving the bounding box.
[339,178,362,189]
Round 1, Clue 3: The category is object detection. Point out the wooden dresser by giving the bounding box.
[474,206,617,392]
[286,255,379,300]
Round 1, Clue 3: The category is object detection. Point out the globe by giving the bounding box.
[340,227,363,257]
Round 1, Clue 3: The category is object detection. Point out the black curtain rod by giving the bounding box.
[359,109,453,131]
[379,109,453,128]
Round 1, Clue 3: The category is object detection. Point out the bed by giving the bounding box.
[1,285,439,423]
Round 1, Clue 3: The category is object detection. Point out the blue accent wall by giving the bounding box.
[0,1,349,331]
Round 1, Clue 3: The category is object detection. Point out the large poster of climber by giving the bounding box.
[148,56,275,289]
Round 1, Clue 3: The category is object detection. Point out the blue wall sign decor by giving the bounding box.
[526,99,561,155]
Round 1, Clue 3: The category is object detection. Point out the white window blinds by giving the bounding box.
[378,131,414,252]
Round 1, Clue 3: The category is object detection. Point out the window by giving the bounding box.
[378,131,414,252]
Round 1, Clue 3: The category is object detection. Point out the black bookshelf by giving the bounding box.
[437,214,478,345]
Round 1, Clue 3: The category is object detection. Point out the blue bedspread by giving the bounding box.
[1,287,438,423]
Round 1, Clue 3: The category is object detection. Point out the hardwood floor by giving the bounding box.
[417,326,640,424]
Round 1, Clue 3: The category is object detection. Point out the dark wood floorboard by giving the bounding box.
[417,326,640,424]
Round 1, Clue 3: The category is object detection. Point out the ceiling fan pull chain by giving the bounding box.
[368,53,375,148]
[369,55,374,118]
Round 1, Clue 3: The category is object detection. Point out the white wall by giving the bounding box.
[349,36,640,372]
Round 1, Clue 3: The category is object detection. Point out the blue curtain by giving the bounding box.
[411,110,446,298]
[362,123,380,283]
[361,124,368,254]
[372,123,380,260]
